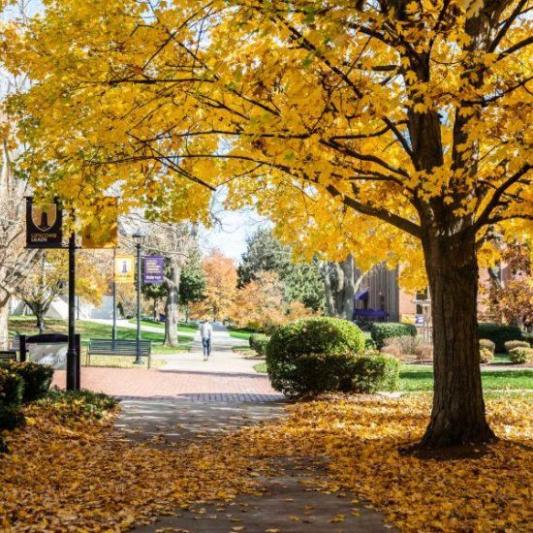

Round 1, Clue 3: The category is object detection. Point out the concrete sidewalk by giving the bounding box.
[118,398,394,532]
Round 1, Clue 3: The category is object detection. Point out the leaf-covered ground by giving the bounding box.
[1,393,531,531]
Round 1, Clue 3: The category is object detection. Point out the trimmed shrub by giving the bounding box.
[351,355,400,393]
[254,338,269,356]
[364,337,377,350]
[479,339,496,354]
[0,361,54,403]
[0,405,25,431]
[0,368,25,432]
[508,347,533,365]
[479,347,494,364]
[370,322,417,348]
[505,340,530,353]
[0,368,24,407]
[249,333,270,356]
[478,323,523,353]
[266,317,365,397]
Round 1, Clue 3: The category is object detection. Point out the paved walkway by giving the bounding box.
[53,325,281,402]
[54,325,393,531]
[118,398,393,532]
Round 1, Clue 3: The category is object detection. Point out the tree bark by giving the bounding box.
[420,227,496,448]
[0,293,10,350]
[341,255,355,320]
[164,260,180,347]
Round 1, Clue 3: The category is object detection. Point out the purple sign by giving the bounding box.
[143,256,165,284]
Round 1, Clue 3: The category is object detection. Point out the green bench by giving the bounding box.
[87,339,152,368]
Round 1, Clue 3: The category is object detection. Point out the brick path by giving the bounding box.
[52,326,282,402]
[52,367,281,402]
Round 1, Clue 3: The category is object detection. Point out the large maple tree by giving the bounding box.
[5,0,532,447]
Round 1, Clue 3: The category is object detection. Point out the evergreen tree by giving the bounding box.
[238,229,324,311]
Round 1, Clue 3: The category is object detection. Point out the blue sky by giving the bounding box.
[199,207,270,261]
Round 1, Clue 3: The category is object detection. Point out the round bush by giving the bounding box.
[0,361,54,403]
[509,347,533,365]
[479,339,495,354]
[479,347,493,364]
[0,368,24,407]
[351,355,400,393]
[249,333,270,356]
[266,317,365,397]
[505,340,530,353]
[370,322,417,348]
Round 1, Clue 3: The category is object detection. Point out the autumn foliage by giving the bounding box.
[4,0,533,446]
[190,250,237,321]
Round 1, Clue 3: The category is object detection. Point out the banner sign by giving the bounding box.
[115,255,135,284]
[26,197,63,249]
[143,256,165,284]
[81,197,118,249]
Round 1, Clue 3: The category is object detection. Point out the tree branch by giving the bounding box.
[474,164,531,230]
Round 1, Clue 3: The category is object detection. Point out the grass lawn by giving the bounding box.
[227,326,255,341]
[254,362,267,373]
[8,317,193,357]
[399,364,533,391]
[127,318,198,335]
[252,360,533,391]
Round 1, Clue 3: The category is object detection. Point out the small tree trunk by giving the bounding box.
[341,255,355,320]
[36,309,45,334]
[0,293,10,350]
[164,260,180,347]
[420,228,495,448]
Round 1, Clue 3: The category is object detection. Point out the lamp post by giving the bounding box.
[132,231,143,365]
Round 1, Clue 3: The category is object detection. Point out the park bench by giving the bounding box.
[87,339,152,369]
[0,350,17,363]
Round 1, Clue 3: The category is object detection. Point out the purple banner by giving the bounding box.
[143,256,165,284]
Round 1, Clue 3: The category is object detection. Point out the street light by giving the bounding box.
[132,230,144,365]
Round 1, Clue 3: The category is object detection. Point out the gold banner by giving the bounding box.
[115,255,135,284]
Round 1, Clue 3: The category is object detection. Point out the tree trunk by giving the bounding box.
[321,262,337,316]
[341,255,355,320]
[420,228,495,448]
[0,293,10,350]
[35,308,45,334]
[164,260,180,347]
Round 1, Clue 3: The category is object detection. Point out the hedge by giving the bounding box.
[508,347,533,365]
[0,361,54,403]
[249,333,270,356]
[350,355,400,393]
[370,322,417,348]
[477,323,523,353]
[266,317,365,397]
[0,368,25,432]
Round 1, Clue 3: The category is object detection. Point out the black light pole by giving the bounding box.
[66,231,79,390]
[132,232,143,365]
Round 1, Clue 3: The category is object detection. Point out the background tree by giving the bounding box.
[0,132,37,347]
[142,283,166,321]
[230,271,285,331]
[10,1,533,447]
[191,250,237,322]
[238,228,325,311]
[15,249,107,332]
[486,241,532,329]
[179,251,206,322]
[140,221,198,346]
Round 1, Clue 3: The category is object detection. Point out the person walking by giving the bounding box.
[200,320,213,361]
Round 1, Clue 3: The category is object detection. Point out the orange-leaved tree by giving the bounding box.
[191,250,237,322]
[5,1,533,447]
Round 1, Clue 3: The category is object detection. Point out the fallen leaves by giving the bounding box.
[0,393,531,531]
